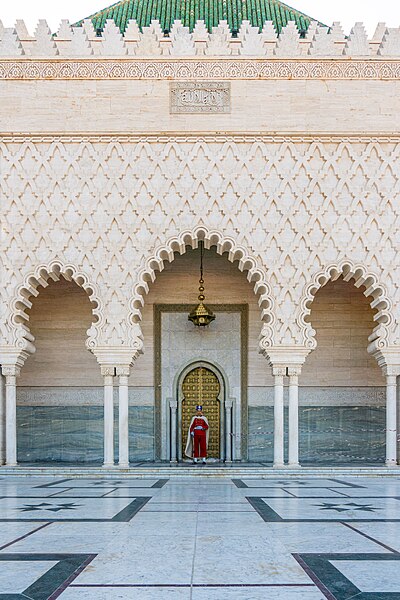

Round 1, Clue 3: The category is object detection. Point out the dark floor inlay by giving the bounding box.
[18,502,81,513]
[232,479,248,488]
[246,497,283,522]
[151,479,169,488]
[245,496,400,522]
[0,553,96,600]
[111,496,151,521]
[294,553,400,600]
[92,480,124,486]
[35,479,73,489]
[315,502,378,513]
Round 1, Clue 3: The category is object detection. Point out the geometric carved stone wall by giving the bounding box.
[1,136,399,361]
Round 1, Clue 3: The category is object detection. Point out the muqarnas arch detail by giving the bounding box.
[9,261,102,355]
[129,227,275,345]
[299,261,393,353]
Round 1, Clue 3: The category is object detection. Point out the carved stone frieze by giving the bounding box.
[0,59,400,80]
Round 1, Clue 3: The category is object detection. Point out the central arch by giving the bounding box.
[129,227,275,341]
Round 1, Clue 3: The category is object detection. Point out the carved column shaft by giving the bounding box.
[386,374,398,467]
[170,400,178,463]
[2,366,21,467]
[288,366,301,468]
[117,366,130,468]
[273,366,286,468]
[0,373,5,465]
[102,367,115,467]
[225,401,233,463]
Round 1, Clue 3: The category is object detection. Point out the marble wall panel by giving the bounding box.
[17,406,154,463]
[248,406,386,464]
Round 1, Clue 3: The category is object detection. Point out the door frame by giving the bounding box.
[154,303,248,461]
[177,361,226,462]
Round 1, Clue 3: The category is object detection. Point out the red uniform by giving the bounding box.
[190,416,209,458]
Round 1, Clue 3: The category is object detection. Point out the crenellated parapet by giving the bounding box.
[0,18,400,58]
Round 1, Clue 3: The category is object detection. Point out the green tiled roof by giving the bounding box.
[75,0,322,33]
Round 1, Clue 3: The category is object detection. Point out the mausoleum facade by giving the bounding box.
[0,0,399,469]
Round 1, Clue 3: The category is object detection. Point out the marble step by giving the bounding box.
[1,464,400,479]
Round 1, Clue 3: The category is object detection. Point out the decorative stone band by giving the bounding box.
[1,133,400,143]
[0,58,400,80]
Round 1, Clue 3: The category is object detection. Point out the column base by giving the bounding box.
[273,462,285,468]
[5,462,18,467]
[288,462,301,468]
[385,459,398,467]
[102,462,116,468]
[118,462,130,468]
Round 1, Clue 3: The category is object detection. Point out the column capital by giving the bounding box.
[370,348,400,376]
[169,400,178,410]
[272,366,286,377]
[266,346,311,369]
[2,365,21,378]
[101,366,116,377]
[288,365,302,377]
[116,365,130,377]
[0,349,30,371]
[94,347,138,368]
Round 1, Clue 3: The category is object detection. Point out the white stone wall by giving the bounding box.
[0,39,399,374]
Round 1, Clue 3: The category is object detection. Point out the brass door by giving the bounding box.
[182,366,220,459]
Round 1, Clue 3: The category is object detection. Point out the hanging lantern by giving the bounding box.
[188,241,216,327]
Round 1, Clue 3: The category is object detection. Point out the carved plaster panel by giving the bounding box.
[170,81,230,113]
[1,136,399,358]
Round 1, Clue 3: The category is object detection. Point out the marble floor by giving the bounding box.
[0,475,399,599]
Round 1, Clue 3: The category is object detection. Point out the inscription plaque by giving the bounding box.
[170,81,231,113]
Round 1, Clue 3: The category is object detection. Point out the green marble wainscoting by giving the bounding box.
[248,386,387,465]
[16,386,155,463]
[16,386,386,465]
[17,406,154,463]
[248,403,386,465]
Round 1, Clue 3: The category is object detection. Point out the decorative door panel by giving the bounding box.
[182,366,220,458]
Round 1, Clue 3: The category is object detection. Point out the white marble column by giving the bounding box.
[385,372,398,467]
[170,400,178,463]
[102,367,115,467]
[0,373,5,465]
[225,400,233,463]
[288,366,301,468]
[273,366,286,468]
[117,366,130,468]
[2,366,20,467]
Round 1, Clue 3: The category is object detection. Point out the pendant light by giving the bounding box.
[188,241,216,327]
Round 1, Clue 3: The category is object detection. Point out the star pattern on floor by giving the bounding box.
[315,502,378,513]
[276,480,308,486]
[18,502,82,513]
[92,480,123,486]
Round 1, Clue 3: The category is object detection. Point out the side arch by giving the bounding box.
[9,260,103,354]
[129,226,275,345]
[298,261,393,352]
